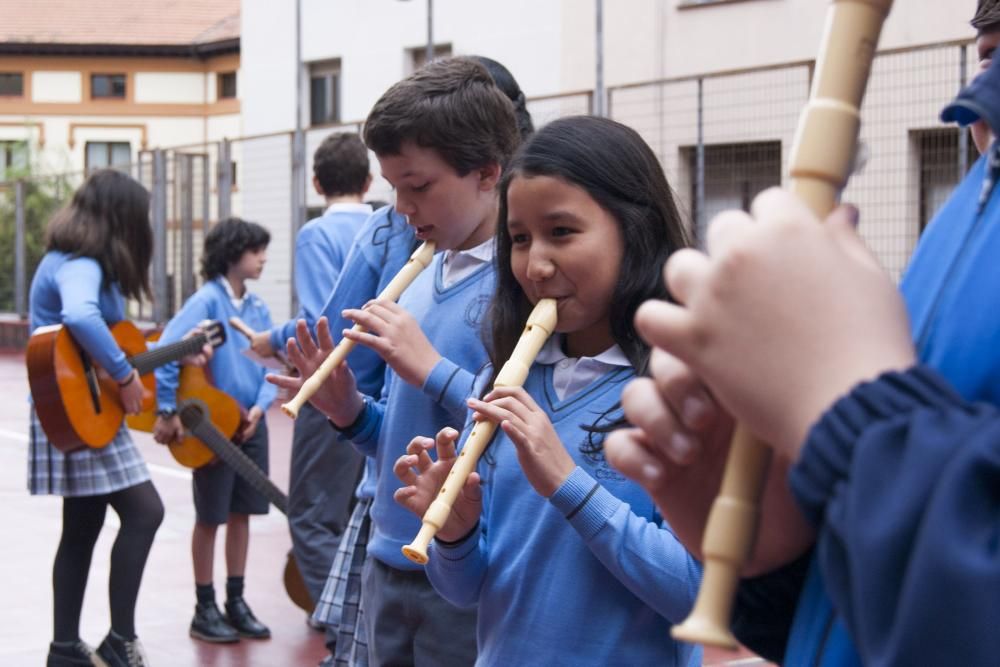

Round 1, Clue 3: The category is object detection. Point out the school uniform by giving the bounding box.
[305,207,417,664]
[334,237,495,666]
[27,252,149,497]
[155,277,277,524]
[275,203,373,603]
[426,338,703,667]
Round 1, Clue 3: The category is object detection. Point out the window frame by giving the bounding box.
[90,73,127,100]
[0,72,24,97]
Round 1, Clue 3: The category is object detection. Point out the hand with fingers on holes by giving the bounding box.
[340,300,442,389]
[393,427,482,542]
[634,188,914,459]
[605,347,815,576]
[466,386,575,499]
[265,317,365,427]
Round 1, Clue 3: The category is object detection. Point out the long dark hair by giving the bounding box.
[46,169,153,301]
[470,55,534,141]
[489,116,691,455]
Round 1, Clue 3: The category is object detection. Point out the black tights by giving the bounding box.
[53,480,164,642]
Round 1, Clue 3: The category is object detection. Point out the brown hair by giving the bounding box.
[972,0,1000,33]
[363,57,520,176]
[313,132,370,197]
[46,169,152,301]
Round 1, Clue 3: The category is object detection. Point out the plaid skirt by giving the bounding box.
[313,496,372,667]
[27,408,151,497]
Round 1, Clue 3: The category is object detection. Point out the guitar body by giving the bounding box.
[126,334,243,469]
[284,551,315,614]
[27,321,155,452]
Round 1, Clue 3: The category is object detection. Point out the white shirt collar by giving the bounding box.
[217,276,246,309]
[441,237,495,287]
[535,335,632,400]
[325,202,373,216]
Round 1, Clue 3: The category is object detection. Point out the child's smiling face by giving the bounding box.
[505,173,624,358]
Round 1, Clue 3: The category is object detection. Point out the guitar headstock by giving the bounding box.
[198,320,227,349]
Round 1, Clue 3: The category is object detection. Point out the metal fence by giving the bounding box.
[0,40,976,324]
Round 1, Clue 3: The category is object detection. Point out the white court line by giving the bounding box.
[0,425,191,481]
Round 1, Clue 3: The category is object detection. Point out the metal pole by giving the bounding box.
[696,77,706,244]
[958,44,969,174]
[595,0,605,116]
[426,0,434,64]
[179,154,195,302]
[290,0,305,315]
[14,180,26,318]
[151,149,169,323]
[217,139,232,220]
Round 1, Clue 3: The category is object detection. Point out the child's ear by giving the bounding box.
[478,162,503,192]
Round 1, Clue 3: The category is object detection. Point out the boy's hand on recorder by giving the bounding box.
[605,348,815,576]
[393,427,482,542]
[467,387,575,498]
[634,189,915,459]
[341,300,442,389]
[266,317,364,426]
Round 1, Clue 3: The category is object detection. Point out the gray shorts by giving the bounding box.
[192,419,270,525]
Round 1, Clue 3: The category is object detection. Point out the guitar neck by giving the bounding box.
[129,334,209,376]
[181,408,288,515]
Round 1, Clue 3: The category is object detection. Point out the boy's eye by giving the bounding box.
[510,233,529,244]
[551,226,574,237]
[412,182,431,193]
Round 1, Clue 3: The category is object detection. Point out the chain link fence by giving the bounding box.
[0,40,976,328]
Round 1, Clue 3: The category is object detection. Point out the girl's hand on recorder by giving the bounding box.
[266,317,364,426]
[341,300,442,389]
[467,387,575,498]
[393,427,483,542]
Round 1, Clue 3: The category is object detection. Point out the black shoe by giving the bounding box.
[224,597,271,639]
[96,632,148,667]
[47,640,108,667]
[189,601,240,643]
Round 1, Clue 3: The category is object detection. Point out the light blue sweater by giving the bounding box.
[29,252,132,382]
[318,206,418,500]
[426,363,703,667]
[268,206,372,352]
[155,279,276,413]
[338,253,495,570]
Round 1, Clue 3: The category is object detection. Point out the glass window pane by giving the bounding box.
[310,76,329,125]
[218,72,237,99]
[0,72,23,96]
[110,142,131,167]
[86,142,109,169]
[92,74,126,99]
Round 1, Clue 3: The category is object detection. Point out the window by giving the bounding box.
[217,71,237,100]
[682,141,781,242]
[85,141,131,171]
[916,128,978,232]
[91,74,126,99]
[309,60,341,126]
[0,72,23,97]
[0,140,28,177]
[408,44,452,73]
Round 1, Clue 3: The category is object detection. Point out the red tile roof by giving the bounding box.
[0,0,239,47]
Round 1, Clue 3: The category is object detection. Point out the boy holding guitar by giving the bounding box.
[153,217,276,644]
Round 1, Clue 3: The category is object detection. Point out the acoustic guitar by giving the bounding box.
[26,320,225,452]
[177,402,314,613]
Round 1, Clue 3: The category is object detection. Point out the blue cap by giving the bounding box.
[941,54,1000,133]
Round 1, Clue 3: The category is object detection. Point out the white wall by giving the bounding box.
[134,72,206,104]
[31,71,82,103]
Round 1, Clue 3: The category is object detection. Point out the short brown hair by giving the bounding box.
[363,57,519,176]
[972,0,1000,33]
[313,132,370,197]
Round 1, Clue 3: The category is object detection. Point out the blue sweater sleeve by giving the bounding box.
[154,292,213,411]
[789,365,1000,667]
[425,522,488,609]
[423,359,478,423]
[549,467,703,624]
[253,305,278,412]
[56,258,132,381]
[337,385,388,458]
[270,230,337,350]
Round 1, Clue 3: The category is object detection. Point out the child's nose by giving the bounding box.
[526,254,555,281]
[395,193,416,215]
